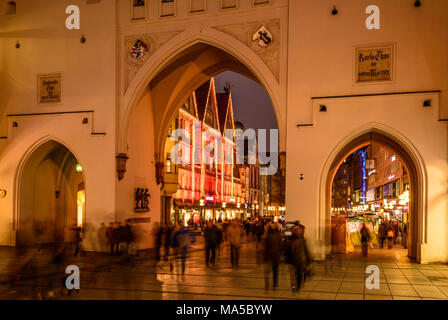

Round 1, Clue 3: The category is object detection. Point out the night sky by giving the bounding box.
[214,71,278,131]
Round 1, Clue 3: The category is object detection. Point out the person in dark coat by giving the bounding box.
[290,224,312,292]
[204,221,220,266]
[360,223,370,257]
[106,222,115,256]
[264,223,282,290]
[72,224,82,257]
[115,222,123,256]
[164,225,173,260]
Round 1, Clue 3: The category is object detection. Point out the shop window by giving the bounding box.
[220,0,237,10]
[132,0,146,20]
[5,1,16,15]
[190,0,205,13]
[160,0,175,17]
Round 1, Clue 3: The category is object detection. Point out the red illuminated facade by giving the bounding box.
[165,78,251,225]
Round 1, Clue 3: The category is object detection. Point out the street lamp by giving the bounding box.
[200,199,205,223]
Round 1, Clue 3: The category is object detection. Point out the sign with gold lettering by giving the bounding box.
[355,45,393,83]
[38,73,61,104]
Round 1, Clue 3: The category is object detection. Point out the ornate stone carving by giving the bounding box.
[134,187,151,212]
[124,31,181,90]
[215,20,280,81]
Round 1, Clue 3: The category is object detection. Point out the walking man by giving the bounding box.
[227,220,244,269]
[264,223,282,290]
[360,223,370,257]
[204,221,220,266]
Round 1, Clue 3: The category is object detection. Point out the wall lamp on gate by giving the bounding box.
[319,105,327,112]
[116,153,129,181]
[414,0,421,7]
[331,6,338,15]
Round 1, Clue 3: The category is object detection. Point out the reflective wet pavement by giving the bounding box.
[1,237,448,300]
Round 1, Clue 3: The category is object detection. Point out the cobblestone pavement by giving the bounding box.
[1,236,448,300]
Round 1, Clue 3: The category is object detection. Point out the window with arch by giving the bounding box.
[132,0,146,20]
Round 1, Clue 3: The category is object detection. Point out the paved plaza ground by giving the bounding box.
[1,236,448,300]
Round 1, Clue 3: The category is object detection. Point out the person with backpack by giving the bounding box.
[171,225,196,276]
[360,223,370,257]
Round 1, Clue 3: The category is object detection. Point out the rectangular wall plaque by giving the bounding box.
[38,73,61,104]
[355,45,393,83]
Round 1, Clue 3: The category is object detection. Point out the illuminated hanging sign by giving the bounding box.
[388,174,395,180]
[229,198,235,202]
[206,196,214,201]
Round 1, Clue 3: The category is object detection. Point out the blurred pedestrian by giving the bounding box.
[152,222,162,261]
[106,222,116,256]
[117,222,126,255]
[402,222,408,249]
[290,224,312,292]
[171,225,196,276]
[360,223,370,257]
[164,225,173,260]
[227,219,244,269]
[204,221,220,266]
[387,226,394,249]
[97,222,107,252]
[378,222,386,249]
[264,223,282,290]
[72,224,82,257]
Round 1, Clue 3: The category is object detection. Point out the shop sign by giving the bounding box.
[355,45,393,83]
[38,73,62,104]
[206,196,214,201]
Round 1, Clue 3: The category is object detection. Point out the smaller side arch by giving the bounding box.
[13,136,86,232]
[317,123,427,262]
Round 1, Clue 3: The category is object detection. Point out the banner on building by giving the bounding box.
[355,45,393,83]
[38,73,62,104]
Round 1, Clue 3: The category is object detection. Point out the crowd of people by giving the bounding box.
[152,218,313,293]
[7,216,315,298]
[377,220,408,250]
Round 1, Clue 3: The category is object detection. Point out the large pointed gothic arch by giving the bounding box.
[119,26,285,158]
[318,123,427,262]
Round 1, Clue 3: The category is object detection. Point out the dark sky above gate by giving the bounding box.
[214,71,278,132]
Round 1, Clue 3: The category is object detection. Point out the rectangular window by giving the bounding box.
[252,0,271,5]
[190,0,205,13]
[132,0,146,20]
[161,0,175,17]
[220,0,237,9]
